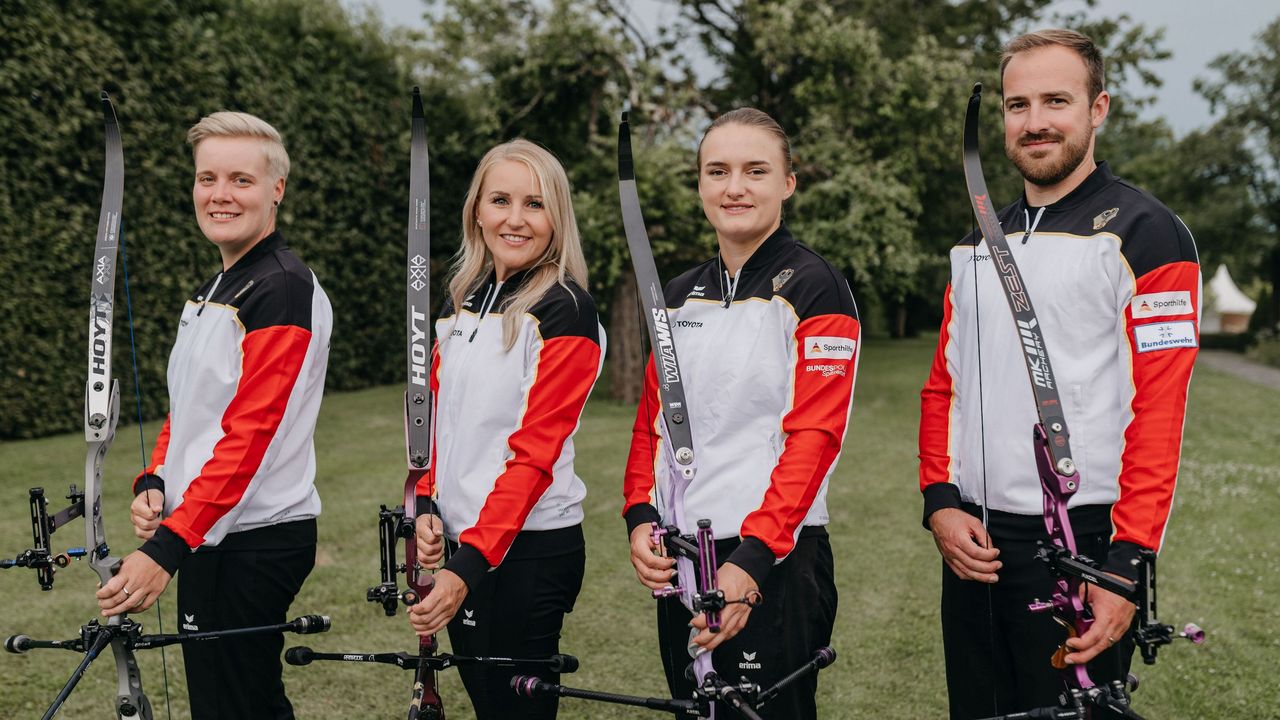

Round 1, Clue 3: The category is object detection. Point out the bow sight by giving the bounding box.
[1032,546,1205,667]
[1,486,88,590]
[367,502,422,615]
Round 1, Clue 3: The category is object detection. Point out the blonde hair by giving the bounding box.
[449,140,588,351]
[186,111,291,181]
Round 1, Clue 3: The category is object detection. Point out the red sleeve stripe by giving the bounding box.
[1114,260,1200,552]
[133,414,172,492]
[161,324,312,549]
[622,354,662,516]
[919,284,958,491]
[459,334,601,566]
[741,313,860,559]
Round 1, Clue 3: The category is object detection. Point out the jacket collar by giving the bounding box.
[467,263,543,307]
[224,231,285,274]
[719,222,797,276]
[1020,161,1116,215]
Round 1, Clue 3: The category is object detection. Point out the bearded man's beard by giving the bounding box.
[1006,128,1092,187]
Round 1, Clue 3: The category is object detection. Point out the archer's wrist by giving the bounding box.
[1102,540,1145,581]
[624,503,661,538]
[138,525,192,576]
[443,543,490,592]
[133,472,165,496]
[415,495,440,518]
[922,483,963,530]
[725,537,774,588]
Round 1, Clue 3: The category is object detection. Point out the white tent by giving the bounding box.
[1202,263,1257,334]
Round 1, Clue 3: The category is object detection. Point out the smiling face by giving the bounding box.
[474,160,554,280]
[192,136,285,268]
[697,123,796,250]
[1001,44,1110,203]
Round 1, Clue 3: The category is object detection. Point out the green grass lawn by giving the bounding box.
[1,337,1276,718]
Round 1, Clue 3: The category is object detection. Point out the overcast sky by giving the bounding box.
[351,0,1278,137]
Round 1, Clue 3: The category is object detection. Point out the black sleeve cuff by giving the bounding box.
[443,543,491,592]
[415,495,440,518]
[624,503,661,538]
[1102,540,1145,581]
[133,473,165,496]
[922,483,963,530]
[138,525,193,576]
[726,536,776,588]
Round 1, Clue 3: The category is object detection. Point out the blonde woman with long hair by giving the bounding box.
[407,139,604,720]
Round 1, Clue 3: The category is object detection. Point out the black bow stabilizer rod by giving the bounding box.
[287,646,578,674]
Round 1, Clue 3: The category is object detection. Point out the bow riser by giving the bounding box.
[1034,423,1080,556]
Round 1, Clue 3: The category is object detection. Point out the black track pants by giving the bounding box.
[941,528,1136,719]
[177,521,316,720]
[445,527,585,720]
[656,528,837,720]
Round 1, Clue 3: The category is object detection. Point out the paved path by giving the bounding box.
[1197,350,1280,391]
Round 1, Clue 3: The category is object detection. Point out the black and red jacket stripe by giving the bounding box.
[623,224,861,587]
[134,232,332,574]
[919,162,1200,578]
[416,270,604,591]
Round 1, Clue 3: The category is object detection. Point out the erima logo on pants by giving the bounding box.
[738,650,761,670]
[183,614,199,632]
[462,609,477,627]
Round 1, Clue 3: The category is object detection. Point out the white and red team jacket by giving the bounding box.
[623,224,861,586]
[416,270,605,590]
[135,232,332,574]
[919,162,1200,578]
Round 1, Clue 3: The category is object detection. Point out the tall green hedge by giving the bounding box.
[0,0,449,438]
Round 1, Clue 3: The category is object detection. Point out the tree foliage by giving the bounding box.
[0,0,414,437]
[3,0,1274,435]
[1195,17,1280,327]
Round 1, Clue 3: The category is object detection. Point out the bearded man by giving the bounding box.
[918,28,1201,719]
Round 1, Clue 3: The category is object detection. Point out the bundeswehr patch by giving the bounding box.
[1134,321,1197,353]
[772,268,794,292]
[1093,207,1120,230]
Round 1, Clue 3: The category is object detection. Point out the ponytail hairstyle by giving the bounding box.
[696,107,794,174]
[448,140,588,351]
